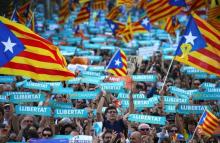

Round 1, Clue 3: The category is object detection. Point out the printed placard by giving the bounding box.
[23,82,51,91]
[49,100,73,109]
[3,91,33,96]
[70,89,100,100]
[128,114,166,125]
[67,77,81,85]
[52,87,74,95]
[0,95,8,102]
[54,109,88,118]
[164,96,189,104]
[132,75,157,82]
[15,105,51,116]
[0,76,16,83]
[121,100,155,108]
[164,105,176,113]
[10,93,45,103]
[100,81,125,93]
[192,92,220,100]
[177,104,209,114]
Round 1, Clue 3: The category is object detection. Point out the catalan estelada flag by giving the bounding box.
[58,0,70,25]
[132,16,151,34]
[29,13,36,32]
[106,6,122,20]
[146,0,184,23]
[74,2,90,25]
[207,0,220,32]
[117,15,133,43]
[116,0,134,9]
[165,16,180,36]
[0,16,75,81]
[174,12,220,77]
[198,110,220,136]
[92,0,106,10]
[106,48,127,76]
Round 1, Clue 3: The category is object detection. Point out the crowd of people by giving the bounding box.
[0,1,220,143]
[0,48,219,143]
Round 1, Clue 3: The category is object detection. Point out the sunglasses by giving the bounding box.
[140,128,150,131]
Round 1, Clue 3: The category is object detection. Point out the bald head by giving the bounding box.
[130,131,141,143]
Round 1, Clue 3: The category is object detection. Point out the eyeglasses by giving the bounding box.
[140,128,150,131]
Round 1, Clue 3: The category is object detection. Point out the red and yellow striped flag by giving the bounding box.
[74,2,90,25]
[58,0,70,25]
[117,15,133,43]
[146,0,183,23]
[92,0,106,10]
[0,16,75,81]
[106,48,127,76]
[106,6,121,20]
[165,16,180,36]
[116,0,134,9]
[175,12,220,76]
[198,110,220,136]
[207,0,220,31]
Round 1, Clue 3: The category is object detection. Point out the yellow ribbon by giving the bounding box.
[180,43,192,60]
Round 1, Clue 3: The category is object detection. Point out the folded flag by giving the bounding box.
[0,16,75,81]
[106,48,127,77]
[174,12,220,77]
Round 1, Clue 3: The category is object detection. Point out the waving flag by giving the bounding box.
[106,19,125,35]
[132,16,151,34]
[106,48,127,77]
[165,16,180,36]
[74,2,90,25]
[207,0,220,31]
[116,0,134,9]
[0,16,75,81]
[117,15,133,43]
[169,0,187,7]
[58,0,69,25]
[174,12,220,76]
[106,6,122,20]
[198,110,220,136]
[92,0,106,10]
[146,0,184,23]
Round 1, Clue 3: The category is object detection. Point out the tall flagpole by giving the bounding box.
[159,56,175,93]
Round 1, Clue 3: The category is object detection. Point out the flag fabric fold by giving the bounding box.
[174,12,220,77]
[0,16,75,81]
[106,48,127,77]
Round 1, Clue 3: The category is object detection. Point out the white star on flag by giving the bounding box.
[115,59,121,66]
[111,24,115,30]
[1,37,16,53]
[142,18,149,26]
[184,31,197,46]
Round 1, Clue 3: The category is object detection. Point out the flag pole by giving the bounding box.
[189,110,206,142]
[10,9,16,20]
[159,56,175,93]
[27,8,36,27]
